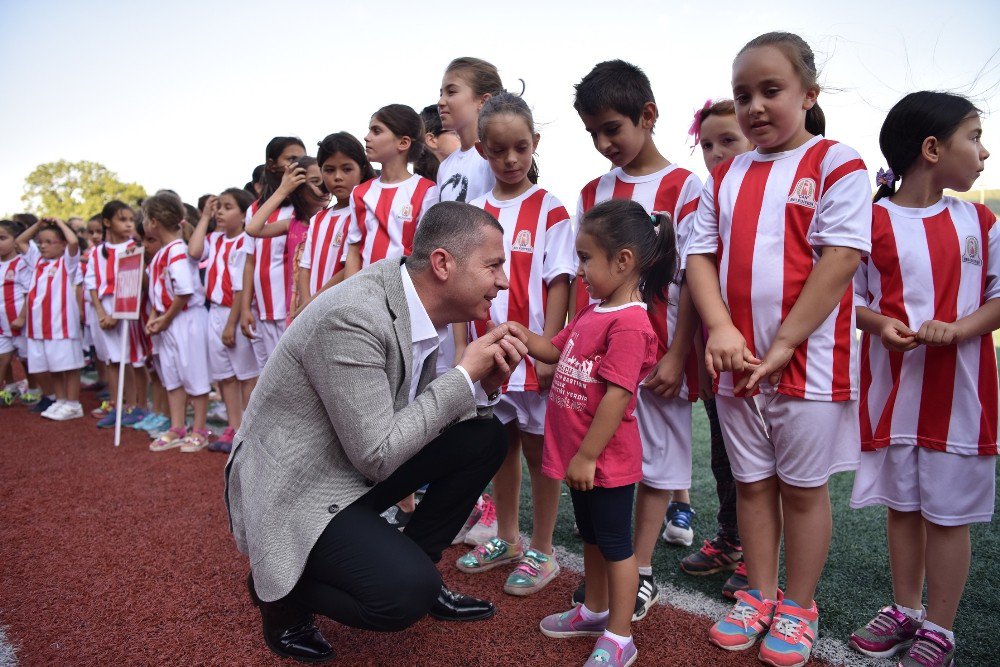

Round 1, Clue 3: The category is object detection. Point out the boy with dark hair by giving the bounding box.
[569,60,715,622]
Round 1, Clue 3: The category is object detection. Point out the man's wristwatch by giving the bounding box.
[486,388,501,402]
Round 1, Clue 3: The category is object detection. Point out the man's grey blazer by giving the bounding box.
[225,258,485,602]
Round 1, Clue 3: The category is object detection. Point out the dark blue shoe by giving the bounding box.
[97,409,119,428]
[662,501,696,547]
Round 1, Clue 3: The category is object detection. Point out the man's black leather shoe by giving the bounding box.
[248,573,335,663]
[428,585,496,622]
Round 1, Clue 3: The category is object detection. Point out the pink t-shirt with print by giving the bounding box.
[542,302,658,488]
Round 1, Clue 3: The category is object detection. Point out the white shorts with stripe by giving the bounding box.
[637,388,694,489]
[0,335,27,358]
[494,390,546,435]
[208,305,260,382]
[156,308,210,396]
[851,445,995,526]
[715,386,860,487]
[27,338,84,374]
[251,318,287,371]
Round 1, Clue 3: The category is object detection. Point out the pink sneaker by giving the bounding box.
[850,605,921,658]
[539,605,608,638]
[463,494,497,545]
[584,636,637,667]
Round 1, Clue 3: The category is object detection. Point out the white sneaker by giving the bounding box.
[463,494,498,546]
[661,502,695,547]
[207,401,228,422]
[41,400,65,419]
[47,401,84,421]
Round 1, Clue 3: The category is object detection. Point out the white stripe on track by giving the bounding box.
[0,623,17,667]
[549,543,893,667]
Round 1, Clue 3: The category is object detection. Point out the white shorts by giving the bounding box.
[251,319,287,370]
[83,303,94,349]
[851,445,996,526]
[715,387,860,487]
[91,296,146,367]
[208,305,260,382]
[27,338,84,374]
[157,308,211,396]
[0,335,27,358]
[636,388,693,489]
[494,390,546,435]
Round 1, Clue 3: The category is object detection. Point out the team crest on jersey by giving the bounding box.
[399,203,414,222]
[3,267,13,281]
[511,230,534,254]
[787,177,818,209]
[963,236,982,265]
[333,229,344,247]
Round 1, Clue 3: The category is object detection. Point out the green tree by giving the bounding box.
[21,160,147,219]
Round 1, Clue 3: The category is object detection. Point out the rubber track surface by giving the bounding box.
[1,398,831,666]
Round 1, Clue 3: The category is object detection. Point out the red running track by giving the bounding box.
[0,397,828,666]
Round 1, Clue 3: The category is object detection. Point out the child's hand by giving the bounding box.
[879,318,918,352]
[704,324,760,378]
[11,316,24,331]
[642,352,684,399]
[535,361,555,390]
[697,360,715,401]
[221,322,236,348]
[200,196,218,221]
[565,453,597,491]
[146,315,165,335]
[240,309,257,339]
[279,163,307,195]
[98,313,116,330]
[738,341,794,395]
[915,320,962,347]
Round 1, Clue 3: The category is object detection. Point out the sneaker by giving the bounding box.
[97,389,110,401]
[207,426,236,453]
[584,636,637,667]
[29,396,54,413]
[758,600,819,667]
[380,505,412,530]
[91,400,113,419]
[723,562,750,599]
[539,605,608,638]
[850,605,921,658]
[96,409,119,428]
[179,428,212,453]
[898,628,956,667]
[0,388,19,406]
[463,494,498,545]
[633,574,659,621]
[207,401,228,423]
[130,411,159,430]
[451,501,484,545]
[81,377,106,391]
[120,407,147,427]
[40,400,65,419]
[681,536,743,576]
[456,536,523,573]
[44,401,84,421]
[142,414,171,434]
[504,548,560,596]
[19,389,42,406]
[150,426,187,452]
[709,589,779,651]
[662,501,695,546]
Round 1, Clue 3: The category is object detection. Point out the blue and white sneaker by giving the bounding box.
[662,501,696,546]
[120,407,147,427]
[142,413,171,434]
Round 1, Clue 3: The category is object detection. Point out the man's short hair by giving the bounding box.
[407,202,502,272]
[573,59,656,125]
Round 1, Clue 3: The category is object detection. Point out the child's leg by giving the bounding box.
[106,361,120,407]
[671,489,691,503]
[133,365,149,409]
[492,422,523,544]
[706,397,739,541]
[241,377,256,408]
[189,392,208,431]
[122,364,135,406]
[923,520,970,631]
[51,370,68,400]
[151,372,168,414]
[736,477,782,599]
[166,388,187,429]
[586,485,638,637]
[520,432,559,554]
[582,543,609,612]
[36,371,53,396]
[65,368,80,402]
[633,483,670,568]
[219,376,243,430]
[606,555,639,637]
[778,480,832,606]
[887,509,926,609]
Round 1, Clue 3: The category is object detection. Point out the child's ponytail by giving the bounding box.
[805,102,826,137]
[643,212,677,305]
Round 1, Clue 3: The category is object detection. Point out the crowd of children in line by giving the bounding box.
[1,30,995,667]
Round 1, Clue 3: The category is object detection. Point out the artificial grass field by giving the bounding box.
[520,402,1000,665]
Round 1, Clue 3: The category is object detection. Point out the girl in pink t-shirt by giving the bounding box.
[511,199,675,667]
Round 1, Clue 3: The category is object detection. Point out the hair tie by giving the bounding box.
[687,99,713,153]
[875,167,897,188]
[649,212,662,227]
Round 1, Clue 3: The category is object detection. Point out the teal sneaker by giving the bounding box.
[709,589,779,651]
[758,599,819,667]
[455,536,523,573]
[503,548,559,596]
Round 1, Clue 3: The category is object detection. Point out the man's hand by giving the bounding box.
[565,452,597,491]
[642,352,684,399]
[459,321,528,395]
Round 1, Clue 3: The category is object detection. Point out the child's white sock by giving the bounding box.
[921,620,955,643]
[893,603,925,622]
[3,382,18,392]
[602,629,633,649]
[637,566,652,576]
[580,604,609,621]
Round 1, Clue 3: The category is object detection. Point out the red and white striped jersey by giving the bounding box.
[244,203,294,321]
[346,175,438,269]
[24,242,82,340]
[687,136,871,401]
[300,207,350,296]
[148,239,203,313]
[857,197,999,456]
[84,239,138,296]
[200,232,246,308]
[575,164,704,400]
[468,186,577,392]
[1,254,31,337]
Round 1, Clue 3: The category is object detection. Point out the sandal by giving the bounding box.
[180,428,213,453]
[150,426,187,452]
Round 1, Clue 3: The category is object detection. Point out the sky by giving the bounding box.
[1,0,998,217]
